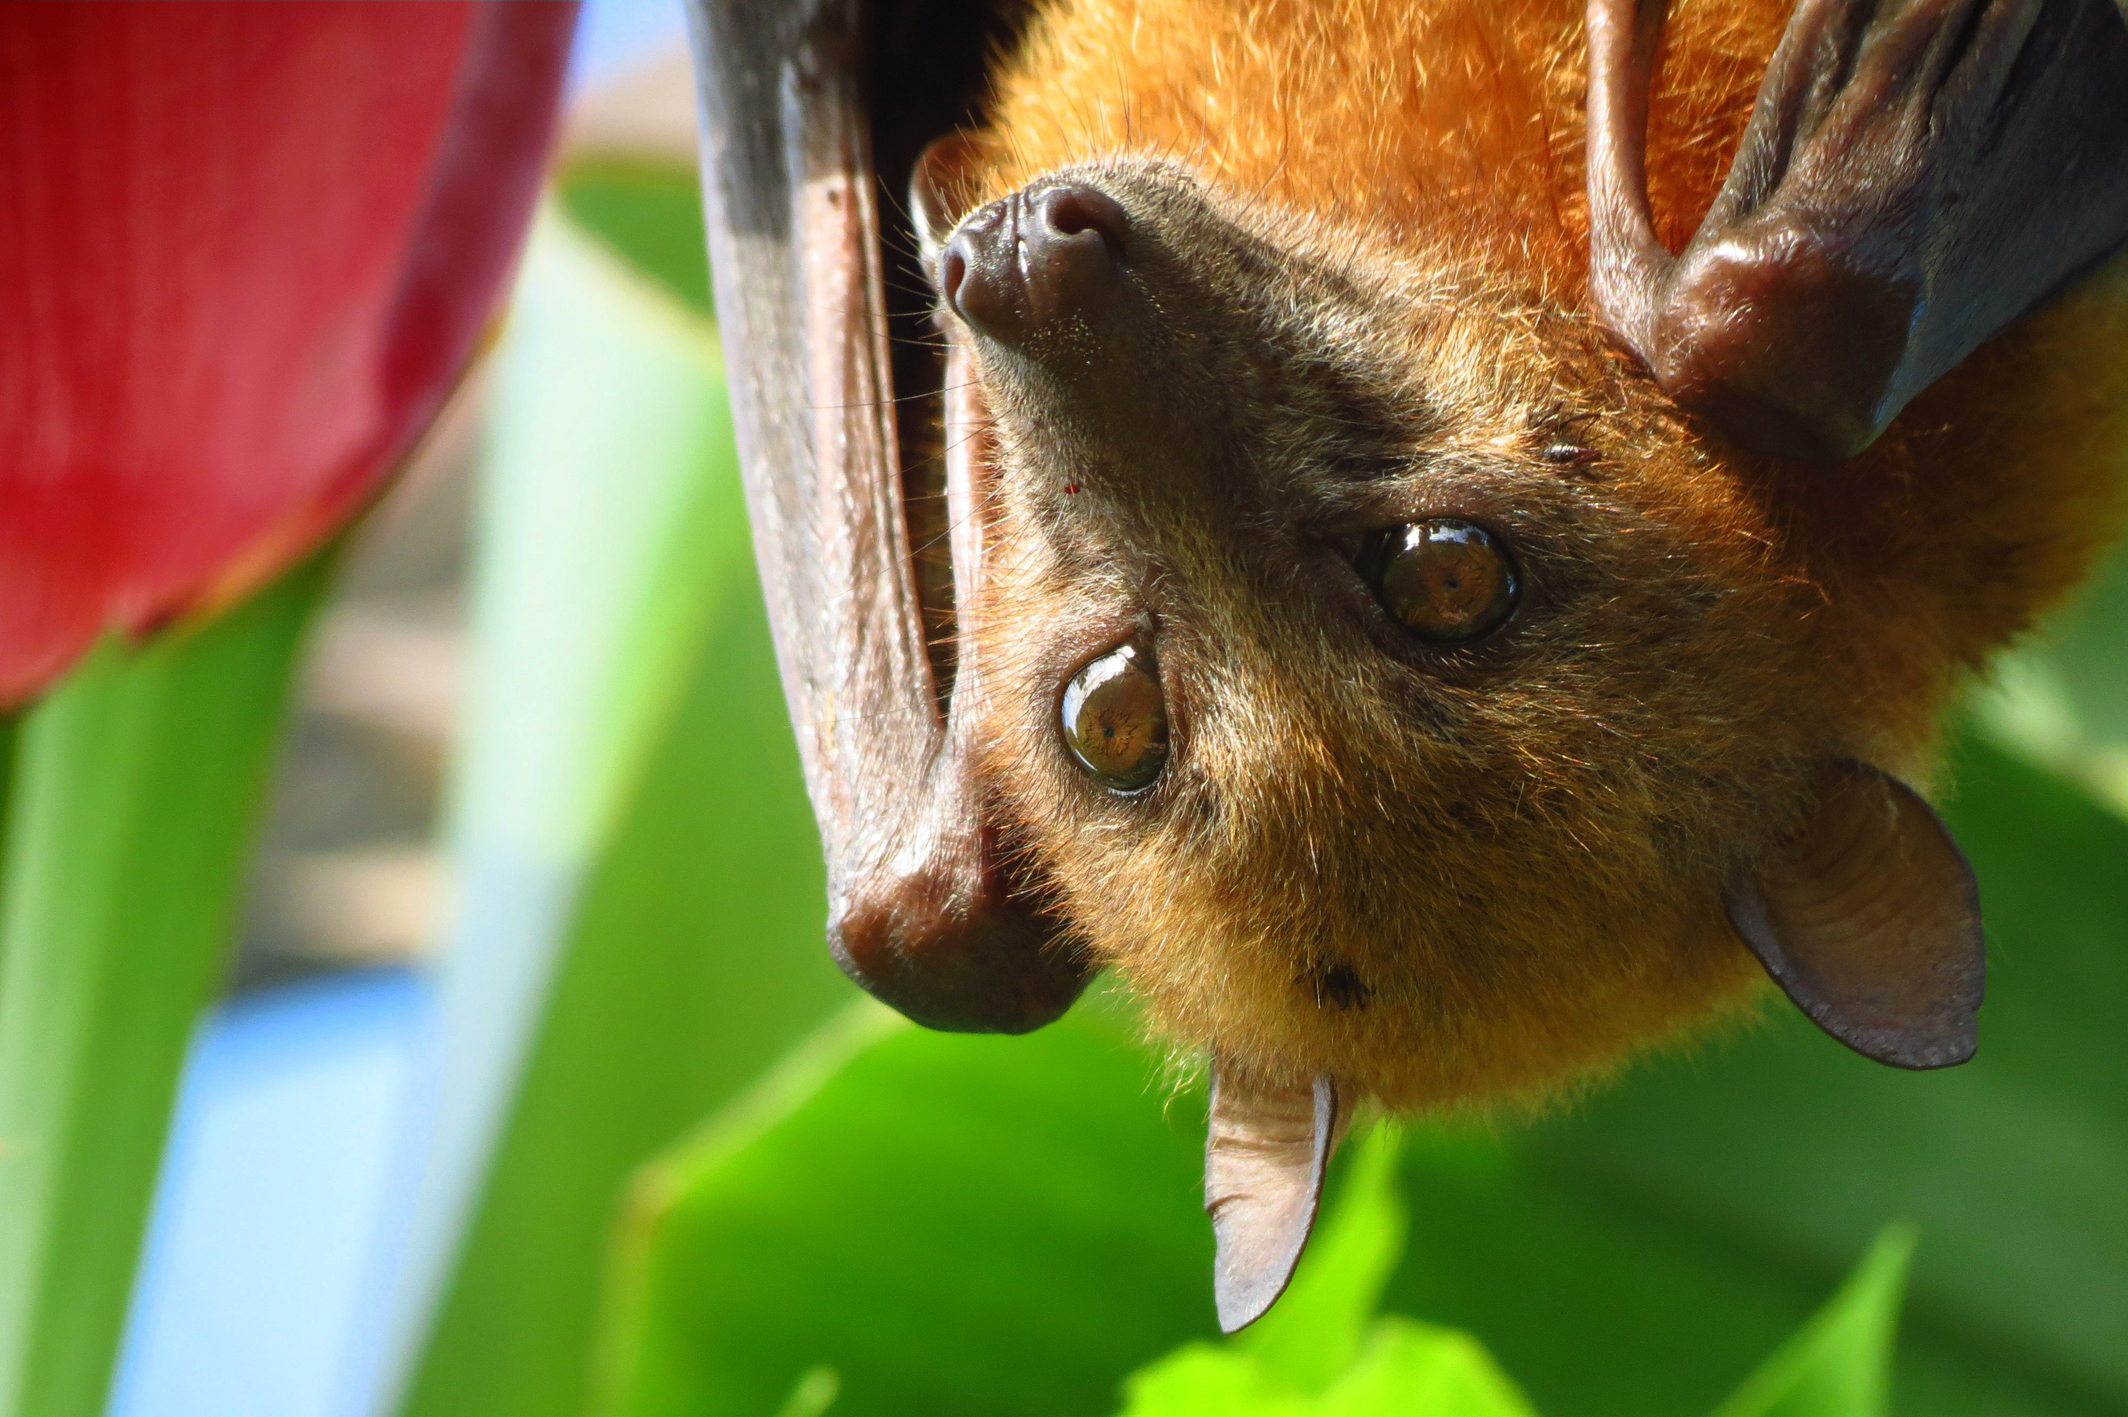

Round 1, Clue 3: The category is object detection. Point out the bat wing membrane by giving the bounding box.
[686,0,1087,1031]
[1589,0,2128,460]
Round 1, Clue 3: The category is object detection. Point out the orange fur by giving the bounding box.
[944,0,2128,1111]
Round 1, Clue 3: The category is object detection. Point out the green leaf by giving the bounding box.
[557,159,712,318]
[1118,1344,1298,1416]
[1239,1126,1408,1391]
[590,993,1219,1417]
[770,1366,842,1417]
[1969,537,2128,816]
[389,200,847,1417]
[596,995,1550,1417]
[1710,1226,1915,1417]
[0,557,329,1417]
[1319,1323,1540,1417]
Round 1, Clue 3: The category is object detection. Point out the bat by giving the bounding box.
[682,0,2128,1329]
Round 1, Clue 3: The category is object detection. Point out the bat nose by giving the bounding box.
[941,181,1131,345]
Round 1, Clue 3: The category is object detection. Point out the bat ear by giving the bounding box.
[911,131,984,272]
[1204,1063,1349,1333]
[1726,761,1984,1070]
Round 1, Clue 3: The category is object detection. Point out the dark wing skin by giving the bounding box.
[682,0,1087,1031]
[1589,0,2128,461]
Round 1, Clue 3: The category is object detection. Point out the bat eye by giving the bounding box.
[1367,519,1519,641]
[1060,643,1170,793]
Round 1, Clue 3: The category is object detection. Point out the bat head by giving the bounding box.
[919,149,1982,1111]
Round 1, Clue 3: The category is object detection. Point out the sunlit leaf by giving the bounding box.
[1710,1226,1914,1417]
[591,994,1217,1417]
[1239,1127,1408,1392]
[1318,1324,1540,1417]
[0,557,331,1417]
[1117,1130,1538,1417]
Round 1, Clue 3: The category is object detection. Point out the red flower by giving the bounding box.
[0,1,577,703]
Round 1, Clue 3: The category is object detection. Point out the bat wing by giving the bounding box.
[1587,0,2128,460]
[684,0,1087,1032]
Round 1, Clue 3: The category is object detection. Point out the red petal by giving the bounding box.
[0,1,576,703]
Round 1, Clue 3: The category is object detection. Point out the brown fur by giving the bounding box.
[943,0,2128,1111]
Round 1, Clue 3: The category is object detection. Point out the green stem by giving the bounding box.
[0,557,331,1417]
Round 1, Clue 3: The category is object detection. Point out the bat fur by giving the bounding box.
[917,0,2128,1112]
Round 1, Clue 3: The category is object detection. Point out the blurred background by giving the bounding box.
[6,2,2126,1415]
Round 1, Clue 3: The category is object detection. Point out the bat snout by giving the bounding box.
[942,181,1131,345]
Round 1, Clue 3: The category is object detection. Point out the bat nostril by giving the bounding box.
[938,244,969,311]
[1037,182,1130,260]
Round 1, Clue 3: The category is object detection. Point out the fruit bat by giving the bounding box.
[682,0,2128,1329]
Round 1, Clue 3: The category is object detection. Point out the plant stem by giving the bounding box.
[0,557,330,1417]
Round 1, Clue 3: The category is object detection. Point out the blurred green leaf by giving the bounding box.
[1315,1325,1541,1417]
[1711,1227,1914,1417]
[591,993,1218,1417]
[0,714,17,848]
[391,195,847,1417]
[1970,538,2128,817]
[558,159,712,318]
[770,1366,842,1417]
[0,558,329,1417]
[1116,1346,1286,1416]
[2039,538,2128,750]
[1239,1127,1408,1391]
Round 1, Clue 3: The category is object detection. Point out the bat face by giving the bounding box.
[933,156,1838,1109]
[691,0,2127,1329]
